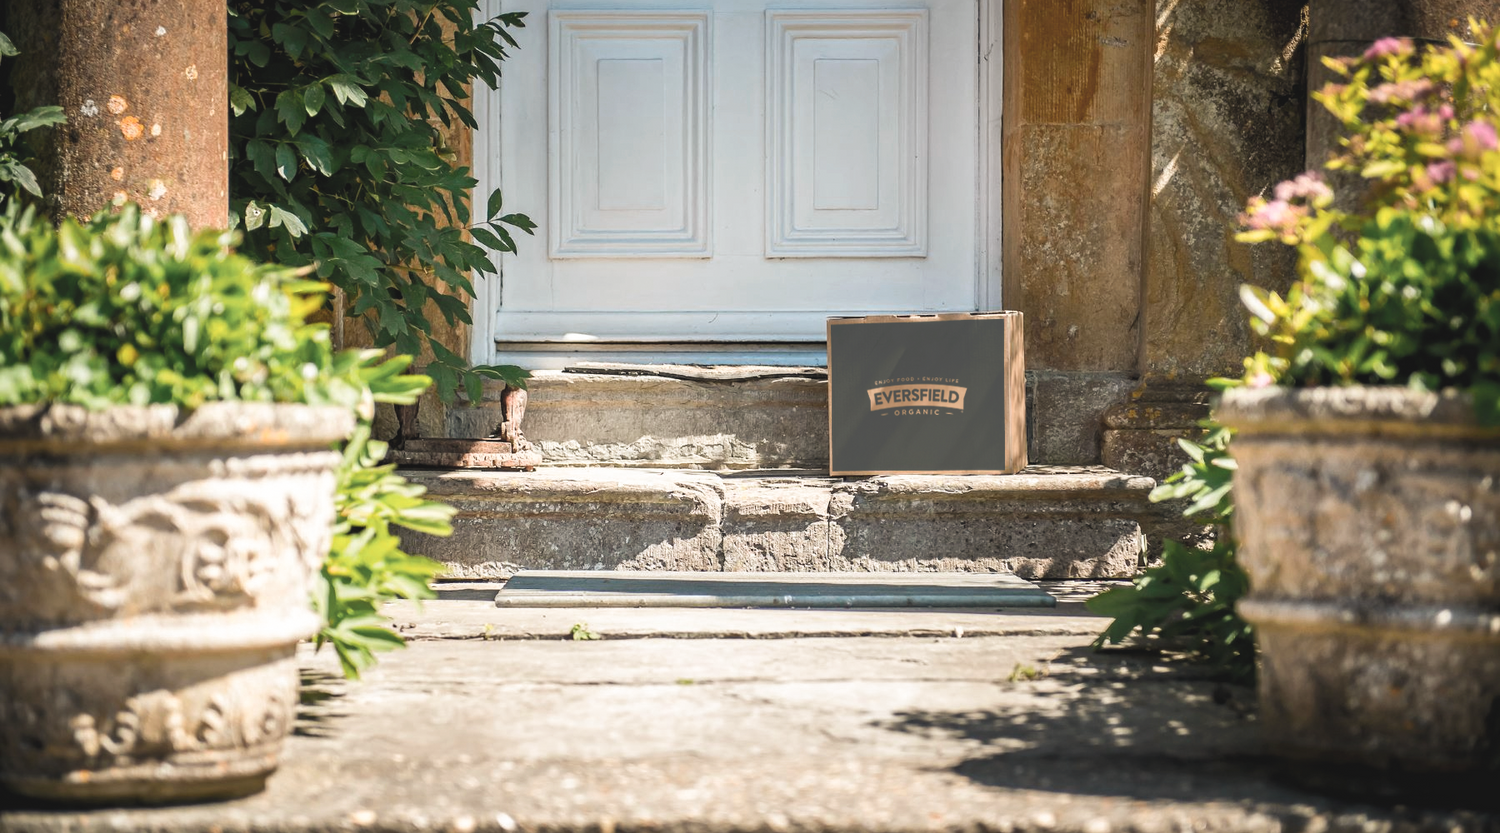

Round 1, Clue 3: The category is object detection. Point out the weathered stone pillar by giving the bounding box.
[8,0,227,228]
[1102,0,1307,485]
[1001,0,1153,464]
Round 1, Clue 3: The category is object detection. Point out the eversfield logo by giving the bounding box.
[867,377,967,415]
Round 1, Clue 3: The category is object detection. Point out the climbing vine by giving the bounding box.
[227,0,533,403]
[0,29,64,209]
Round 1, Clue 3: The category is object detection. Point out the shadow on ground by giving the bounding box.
[877,647,1499,815]
[294,668,352,739]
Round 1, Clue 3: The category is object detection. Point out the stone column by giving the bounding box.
[7,0,227,228]
[1001,0,1153,465]
[1102,0,1307,486]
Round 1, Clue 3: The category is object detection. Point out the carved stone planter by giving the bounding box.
[1219,387,1500,773]
[0,403,353,804]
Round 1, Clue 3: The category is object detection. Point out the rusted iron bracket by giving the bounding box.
[387,386,541,470]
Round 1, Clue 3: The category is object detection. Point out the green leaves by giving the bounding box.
[570,623,602,641]
[1243,215,1500,423]
[0,28,66,207]
[316,393,452,679]
[1090,424,1255,683]
[1149,425,1236,525]
[1087,540,1254,683]
[228,1,533,404]
[1238,27,1500,423]
[0,202,348,410]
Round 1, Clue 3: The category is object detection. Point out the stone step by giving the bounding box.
[436,365,1141,470]
[446,366,829,470]
[398,465,1163,580]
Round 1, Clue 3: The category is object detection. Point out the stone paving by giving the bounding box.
[2,583,1495,832]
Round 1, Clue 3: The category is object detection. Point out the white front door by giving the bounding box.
[474,0,997,365]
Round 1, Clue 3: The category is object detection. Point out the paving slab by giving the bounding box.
[3,597,1493,832]
[494,571,1057,609]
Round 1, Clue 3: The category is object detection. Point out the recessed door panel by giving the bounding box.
[550,12,709,256]
[768,11,927,257]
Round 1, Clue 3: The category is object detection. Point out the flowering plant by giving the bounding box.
[1238,25,1500,423]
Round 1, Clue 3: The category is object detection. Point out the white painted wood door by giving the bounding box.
[474,0,996,363]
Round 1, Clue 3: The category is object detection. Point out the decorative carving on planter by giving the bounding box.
[1,464,338,624]
[0,403,352,804]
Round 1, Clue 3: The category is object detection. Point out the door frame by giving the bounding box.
[469,0,1004,367]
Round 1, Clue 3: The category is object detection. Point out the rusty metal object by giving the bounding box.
[392,402,422,449]
[385,438,541,471]
[386,385,538,470]
[498,386,528,446]
[8,0,228,228]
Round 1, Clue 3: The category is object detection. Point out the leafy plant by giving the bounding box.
[1148,422,1235,526]
[0,202,449,679]
[315,352,452,678]
[227,0,533,404]
[0,30,65,207]
[1087,424,1256,683]
[0,203,348,408]
[1238,24,1500,422]
[569,622,601,641]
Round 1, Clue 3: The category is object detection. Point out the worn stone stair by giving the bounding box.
[396,365,1171,581]
[399,466,1159,580]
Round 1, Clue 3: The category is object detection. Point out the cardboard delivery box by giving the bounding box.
[826,312,1026,475]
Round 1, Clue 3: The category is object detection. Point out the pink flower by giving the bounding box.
[1242,197,1304,236]
[1427,160,1457,183]
[1466,120,1498,150]
[1396,106,1444,137]
[1273,171,1334,204]
[1445,120,1499,158]
[1248,372,1275,389]
[1368,79,1435,105]
[1363,37,1413,60]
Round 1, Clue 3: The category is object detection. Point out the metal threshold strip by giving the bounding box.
[495,571,1057,609]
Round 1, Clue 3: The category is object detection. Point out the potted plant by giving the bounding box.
[0,204,398,803]
[1222,28,1500,774]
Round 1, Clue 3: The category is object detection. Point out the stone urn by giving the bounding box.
[1218,386,1500,773]
[0,403,353,804]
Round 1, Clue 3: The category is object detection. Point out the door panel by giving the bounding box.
[550,12,710,256]
[483,0,980,345]
[768,11,927,256]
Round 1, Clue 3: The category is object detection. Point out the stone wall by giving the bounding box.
[1104,0,1310,479]
[1144,0,1306,383]
[1002,0,1153,378]
[1000,0,1154,464]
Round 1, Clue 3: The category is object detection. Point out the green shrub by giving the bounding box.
[0,204,450,678]
[1238,24,1500,422]
[0,204,346,408]
[1087,424,1255,683]
[227,0,532,403]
